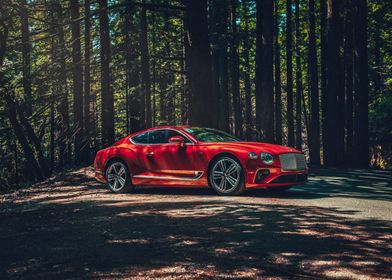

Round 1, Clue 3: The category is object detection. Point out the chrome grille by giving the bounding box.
[279,153,307,171]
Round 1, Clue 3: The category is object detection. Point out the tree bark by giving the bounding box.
[242,1,252,140]
[124,0,142,133]
[19,0,32,117]
[274,0,282,145]
[295,0,303,150]
[183,0,216,128]
[256,0,274,142]
[307,0,320,165]
[352,0,369,167]
[70,0,85,162]
[230,0,242,138]
[84,0,91,160]
[286,0,294,147]
[344,0,354,164]
[140,0,151,128]
[324,0,344,166]
[320,0,327,163]
[54,0,71,166]
[211,0,229,131]
[99,0,114,146]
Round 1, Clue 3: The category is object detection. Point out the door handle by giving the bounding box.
[146,152,154,157]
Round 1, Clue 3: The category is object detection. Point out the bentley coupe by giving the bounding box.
[94,126,308,195]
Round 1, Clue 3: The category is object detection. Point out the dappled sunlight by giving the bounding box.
[1,167,391,279]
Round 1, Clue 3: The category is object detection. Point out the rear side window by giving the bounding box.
[131,132,149,144]
[131,129,192,144]
[149,130,167,144]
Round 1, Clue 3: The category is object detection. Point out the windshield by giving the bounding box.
[184,127,240,142]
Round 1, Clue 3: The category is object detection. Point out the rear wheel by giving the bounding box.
[105,160,133,193]
[208,156,245,195]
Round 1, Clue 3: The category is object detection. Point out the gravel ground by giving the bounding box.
[0,167,391,279]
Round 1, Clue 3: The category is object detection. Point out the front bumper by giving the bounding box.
[245,167,308,188]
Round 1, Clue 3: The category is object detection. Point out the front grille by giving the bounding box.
[279,153,307,171]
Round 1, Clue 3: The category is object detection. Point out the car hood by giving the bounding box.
[202,141,301,155]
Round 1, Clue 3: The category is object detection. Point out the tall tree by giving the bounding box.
[344,0,354,164]
[212,0,229,131]
[286,0,294,147]
[230,0,242,138]
[183,0,216,128]
[19,0,32,117]
[124,0,142,133]
[99,0,114,146]
[353,0,369,167]
[274,0,282,145]
[54,0,71,165]
[320,0,328,160]
[324,0,344,166]
[295,0,303,150]
[242,1,252,140]
[307,0,320,165]
[140,0,151,128]
[70,0,84,162]
[84,0,91,159]
[256,0,274,142]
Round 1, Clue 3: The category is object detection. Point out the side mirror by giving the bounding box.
[168,136,186,147]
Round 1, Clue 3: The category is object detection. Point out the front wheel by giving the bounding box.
[208,156,245,195]
[105,160,133,193]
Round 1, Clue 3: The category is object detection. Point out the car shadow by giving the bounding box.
[132,168,392,202]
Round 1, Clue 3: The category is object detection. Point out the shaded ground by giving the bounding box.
[0,168,391,279]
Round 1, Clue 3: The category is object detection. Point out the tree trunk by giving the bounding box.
[183,0,216,128]
[256,0,274,142]
[324,0,344,166]
[230,0,242,138]
[99,0,114,146]
[242,1,252,140]
[70,0,84,162]
[124,0,142,133]
[84,0,91,160]
[286,0,294,147]
[211,0,229,131]
[307,0,320,165]
[140,0,151,128]
[295,0,303,150]
[54,0,71,166]
[320,0,327,163]
[352,0,369,167]
[19,0,32,117]
[274,0,282,145]
[344,0,354,164]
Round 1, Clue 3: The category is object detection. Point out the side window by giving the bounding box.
[149,130,168,144]
[166,130,192,143]
[131,132,149,144]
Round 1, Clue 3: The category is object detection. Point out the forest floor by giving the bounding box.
[0,167,391,279]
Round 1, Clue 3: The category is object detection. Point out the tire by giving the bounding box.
[208,156,246,195]
[105,160,133,193]
[267,186,291,192]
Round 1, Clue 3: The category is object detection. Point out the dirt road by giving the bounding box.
[1,168,391,279]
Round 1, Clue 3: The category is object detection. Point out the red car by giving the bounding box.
[94,126,308,195]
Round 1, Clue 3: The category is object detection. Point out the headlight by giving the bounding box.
[248,152,258,159]
[260,152,274,164]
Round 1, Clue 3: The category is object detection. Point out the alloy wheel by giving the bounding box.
[106,162,127,191]
[211,157,242,193]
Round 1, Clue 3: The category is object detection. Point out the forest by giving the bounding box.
[0,0,391,190]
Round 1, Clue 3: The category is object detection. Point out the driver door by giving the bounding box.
[146,129,204,185]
